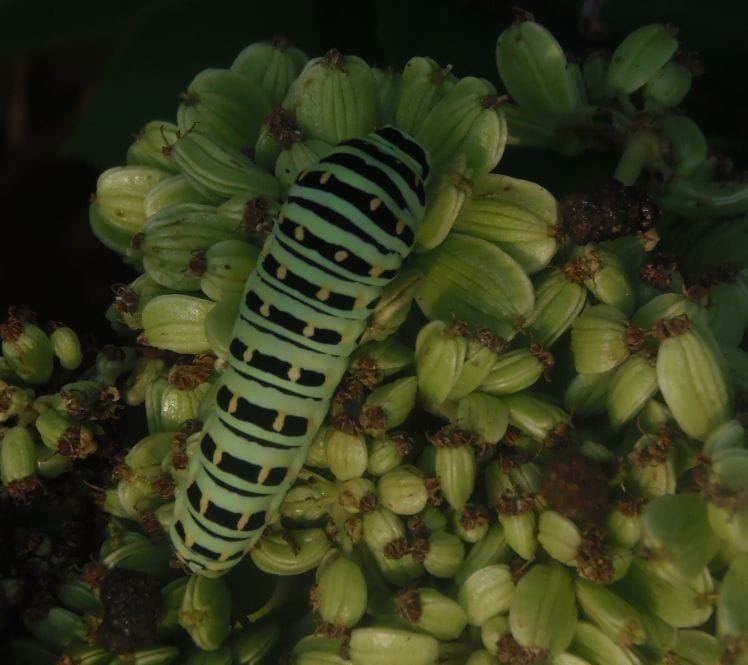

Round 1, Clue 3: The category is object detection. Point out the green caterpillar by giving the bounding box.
[170,127,429,575]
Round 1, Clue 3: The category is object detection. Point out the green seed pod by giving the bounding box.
[363,506,406,554]
[396,587,468,640]
[616,558,714,628]
[455,392,509,443]
[643,60,692,111]
[117,470,166,520]
[706,280,748,346]
[501,102,558,150]
[607,354,658,428]
[275,138,332,194]
[415,76,507,179]
[109,646,180,665]
[480,614,509,656]
[362,376,417,434]
[667,630,720,665]
[717,553,748,638]
[0,384,33,422]
[605,504,642,549]
[503,393,570,445]
[199,239,260,302]
[564,371,614,417]
[415,234,535,340]
[573,245,636,317]
[143,174,212,218]
[24,605,86,652]
[641,493,720,579]
[352,338,413,378]
[127,121,182,172]
[458,564,514,626]
[177,69,271,151]
[605,24,679,96]
[101,534,175,579]
[160,576,189,629]
[315,553,368,628]
[293,635,351,665]
[91,165,172,252]
[349,627,439,665]
[138,203,247,291]
[35,443,71,479]
[568,622,641,665]
[363,268,424,342]
[628,432,677,498]
[454,524,512,586]
[372,67,400,126]
[35,408,94,458]
[186,646,232,665]
[287,49,379,145]
[421,529,465,578]
[231,38,307,106]
[655,317,733,441]
[229,620,281,665]
[526,270,588,347]
[496,20,578,120]
[447,340,498,401]
[413,170,472,253]
[108,274,173,332]
[140,294,216,354]
[574,578,646,647]
[434,437,476,511]
[159,379,212,432]
[374,549,426,588]
[172,130,281,202]
[632,293,707,332]
[509,563,577,655]
[479,349,545,397]
[123,357,166,406]
[395,56,457,135]
[0,425,38,489]
[145,377,170,433]
[582,51,609,104]
[377,465,429,515]
[452,173,558,275]
[62,645,112,665]
[48,325,83,371]
[1,320,54,385]
[280,484,332,525]
[367,434,412,476]
[465,650,500,665]
[324,426,368,481]
[415,320,467,407]
[497,499,537,561]
[571,304,633,374]
[658,114,709,178]
[57,576,99,615]
[250,528,331,575]
[537,510,582,566]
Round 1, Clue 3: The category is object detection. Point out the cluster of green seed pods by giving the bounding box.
[5,14,748,665]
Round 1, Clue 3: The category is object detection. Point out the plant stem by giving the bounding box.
[614,130,654,186]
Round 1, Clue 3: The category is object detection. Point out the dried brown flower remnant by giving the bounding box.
[541,455,611,525]
[560,181,659,244]
[653,313,692,339]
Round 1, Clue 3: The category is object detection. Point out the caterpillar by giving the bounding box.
[169,126,429,576]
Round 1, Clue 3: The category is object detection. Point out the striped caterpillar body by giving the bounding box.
[170,127,429,576]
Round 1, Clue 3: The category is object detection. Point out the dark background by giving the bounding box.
[1,0,746,342]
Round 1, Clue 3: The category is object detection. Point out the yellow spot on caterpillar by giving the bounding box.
[316,287,330,301]
[299,170,309,180]
[354,296,367,309]
[228,392,240,414]
[334,249,348,262]
[273,412,286,432]
[219,551,232,562]
[369,265,384,277]
[276,264,287,280]
[260,302,271,317]
[243,348,254,362]
[369,197,382,211]
[199,495,210,515]
[340,334,353,345]
[278,212,285,224]
[294,225,305,241]
[396,219,406,235]
[320,171,332,184]
[303,324,315,337]
[288,366,301,382]
[237,513,251,530]
[258,466,271,484]
[185,532,195,547]
[212,447,223,465]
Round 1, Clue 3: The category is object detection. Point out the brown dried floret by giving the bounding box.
[541,455,611,525]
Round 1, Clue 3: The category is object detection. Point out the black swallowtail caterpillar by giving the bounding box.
[170,126,429,576]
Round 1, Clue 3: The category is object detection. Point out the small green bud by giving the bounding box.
[0,426,39,496]
[574,577,646,647]
[480,614,509,656]
[48,324,83,370]
[420,529,465,579]
[454,524,511,587]
[349,626,439,665]
[325,425,368,481]
[250,528,331,575]
[458,564,514,626]
[315,554,368,628]
[229,620,281,664]
[537,510,582,566]
[1,316,54,385]
[377,465,429,515]
[455,392,509,443]
[362,376,417,434]
[367,433,413,476]
[396,587,467,640]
